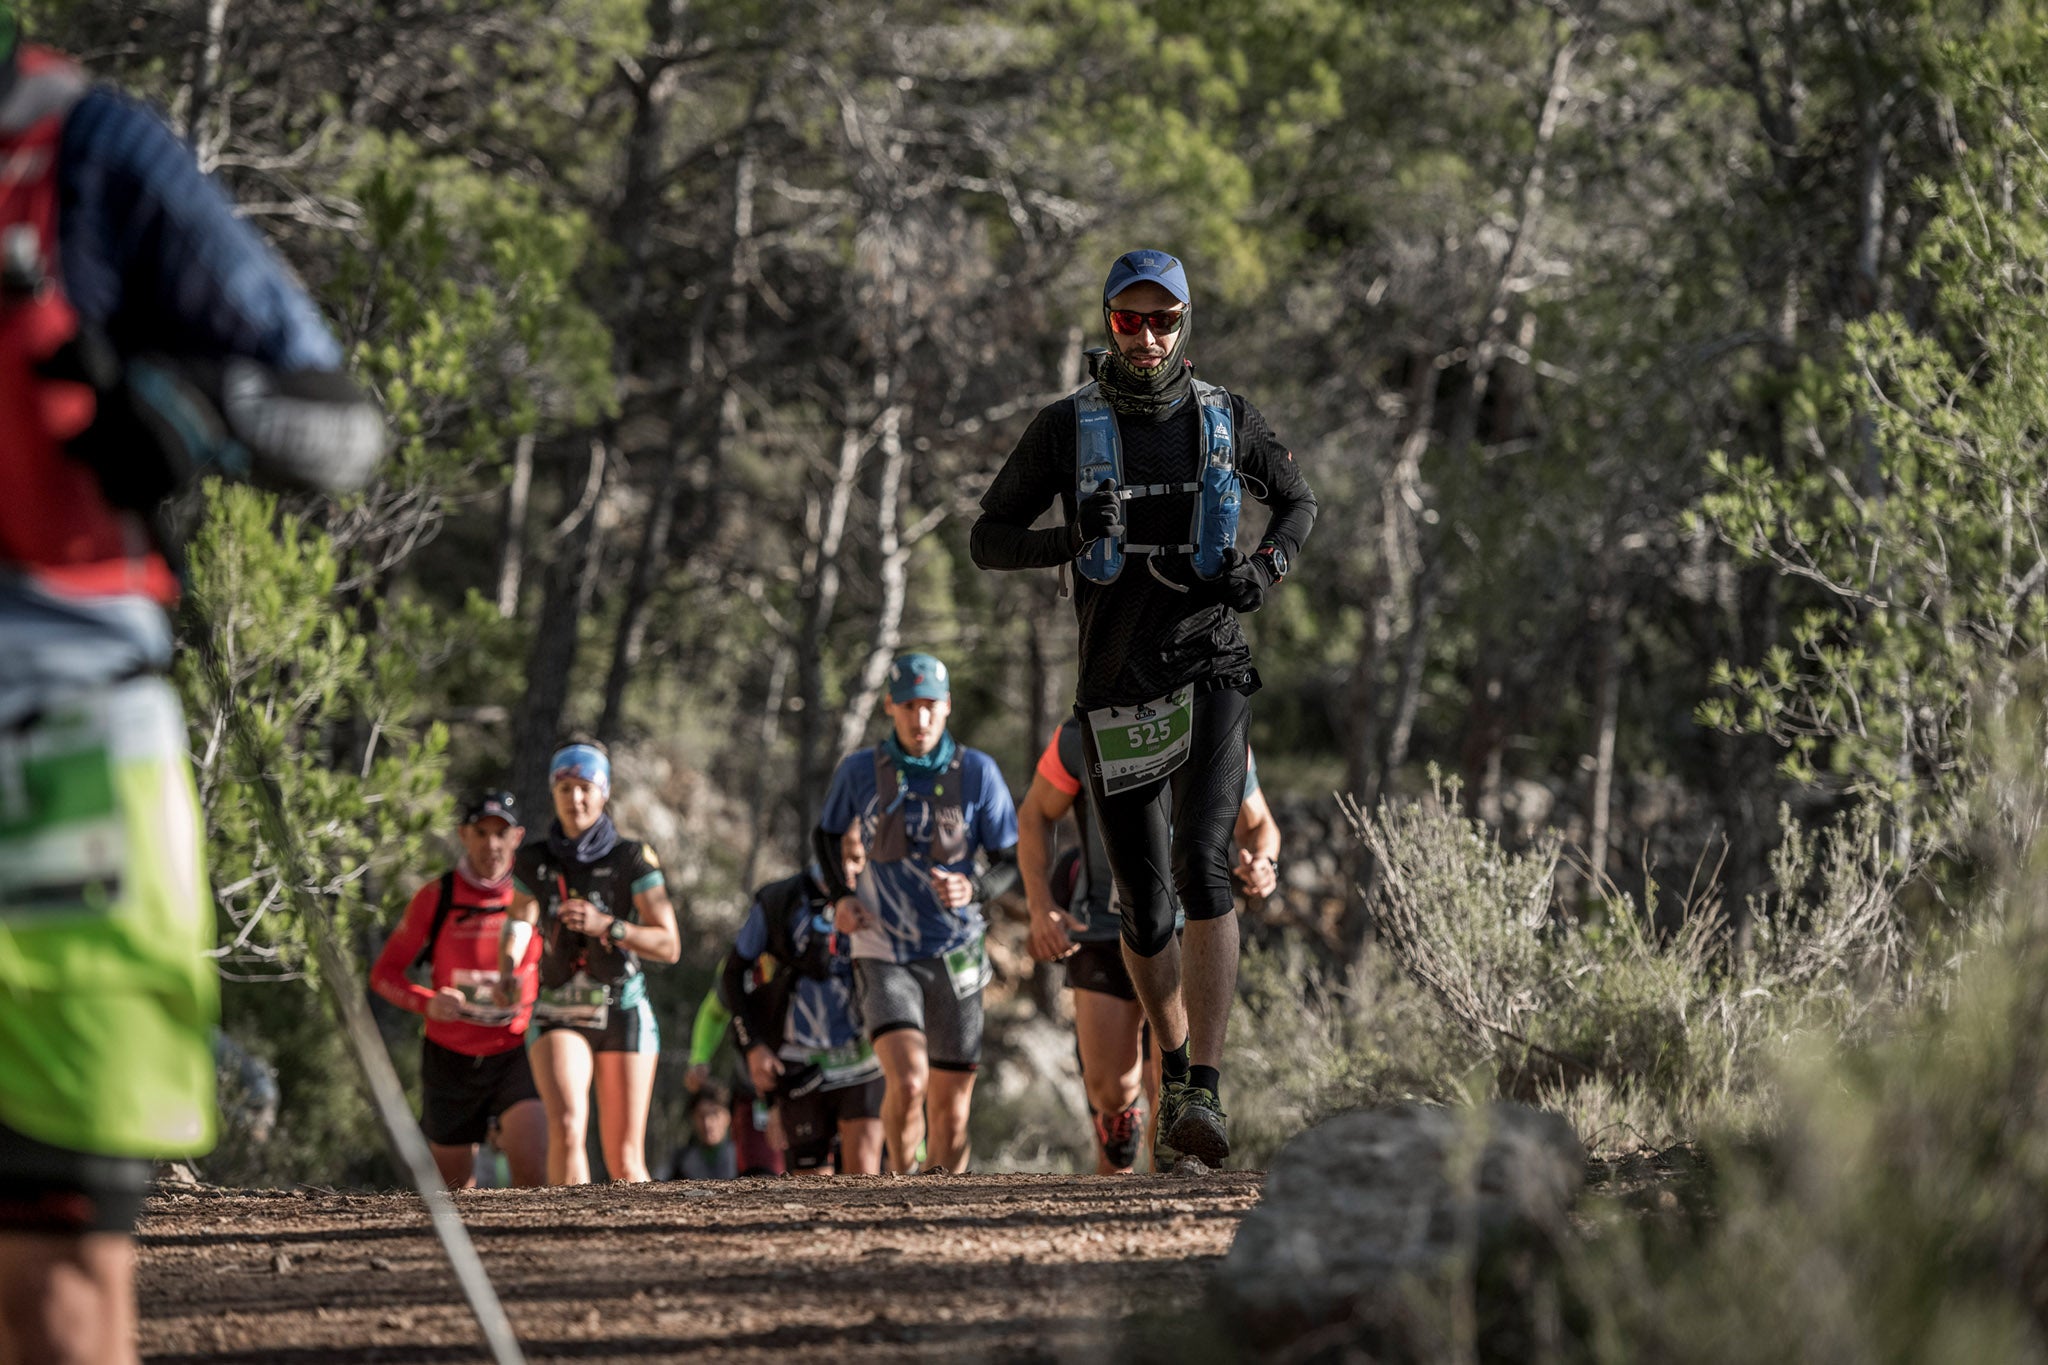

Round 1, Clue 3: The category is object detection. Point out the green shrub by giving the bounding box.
[1347,773,1932,1153]
[1577,838,2048,1364]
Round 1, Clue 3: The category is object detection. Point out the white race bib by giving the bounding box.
[1084,688,1195,795]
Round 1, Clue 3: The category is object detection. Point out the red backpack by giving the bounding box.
[0,46,176,604]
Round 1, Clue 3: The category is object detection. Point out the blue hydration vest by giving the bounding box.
[1073,378,1240,585]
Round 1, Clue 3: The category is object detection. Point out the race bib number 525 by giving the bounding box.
[1085,688,1195,796]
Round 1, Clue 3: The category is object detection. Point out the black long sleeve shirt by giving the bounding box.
[971,387,1318,710]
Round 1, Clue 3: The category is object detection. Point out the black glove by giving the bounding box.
[1220,547,1282,613]
[1074,481,1125,548]
[52,348,241,512]
[1147,548,1275,612]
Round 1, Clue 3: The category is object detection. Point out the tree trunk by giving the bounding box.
[836,390,910,760]
[494,431,534,619]
[1585,573,1624,886]
[742,642,792,891]
[1025,583,1058,759]
[510,442,609,812]
[794,419,870,822]
[1382,554,1442,781]
[186,0,232,169]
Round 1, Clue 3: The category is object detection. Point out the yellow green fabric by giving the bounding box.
[0,682,216,1157]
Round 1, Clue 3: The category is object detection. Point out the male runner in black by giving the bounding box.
[970,248,1316,1167]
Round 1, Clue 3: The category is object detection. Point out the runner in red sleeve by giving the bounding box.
[372,790,548,1189]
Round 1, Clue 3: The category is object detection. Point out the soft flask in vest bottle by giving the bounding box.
[1191,399,1241,579]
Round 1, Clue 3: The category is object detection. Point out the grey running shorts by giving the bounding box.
[853,956,983,1071]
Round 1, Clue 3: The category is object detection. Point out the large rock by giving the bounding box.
[1218,1103,1583,1362]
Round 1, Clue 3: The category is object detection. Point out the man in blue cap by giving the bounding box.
[969,249,1318,1170]
[811,652,1020,1173]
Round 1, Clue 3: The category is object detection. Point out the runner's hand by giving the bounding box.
[1074,482,1124,547]
[1235,847,1278,898]
[556,898,605,934]
[684,1063,711,1093]
[931,868,975,909]
[1027,902,1080,962]
[425,987,467,1022]
[840,826,868,883]
[746,1045,784,1096]
[1217,548,1273,613]
[833,894,874,934]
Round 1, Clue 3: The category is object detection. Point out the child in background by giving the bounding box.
[667,1085,738,1180]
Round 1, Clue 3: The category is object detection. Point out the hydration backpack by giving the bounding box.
[1073,378,1240,586]
[0,48,176,603]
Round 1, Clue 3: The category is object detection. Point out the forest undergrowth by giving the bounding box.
[1221,768,1959,1168]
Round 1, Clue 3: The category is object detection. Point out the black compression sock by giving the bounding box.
[1161,1039,1190,1082]
[1189,1064,1220,1099]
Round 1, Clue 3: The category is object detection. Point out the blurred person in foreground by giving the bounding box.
[0,14,383,1364]
[371,791,547,1189]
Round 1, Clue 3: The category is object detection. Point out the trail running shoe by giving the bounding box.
[1152,1079,1191,1171]
[1163,1081,1229,1169]
[1095,1103,1143,1171]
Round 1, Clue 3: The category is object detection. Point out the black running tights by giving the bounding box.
[1079,686,1250,958]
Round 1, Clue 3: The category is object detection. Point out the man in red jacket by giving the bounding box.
[372,791,547,1188]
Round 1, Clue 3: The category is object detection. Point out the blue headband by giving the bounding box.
[549,744,611,795]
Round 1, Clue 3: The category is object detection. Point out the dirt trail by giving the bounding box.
[137,1171,1264,1364]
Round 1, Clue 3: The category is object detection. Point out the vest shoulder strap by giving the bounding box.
[412,871,459,971]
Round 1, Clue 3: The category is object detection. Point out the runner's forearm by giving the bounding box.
[1016,809,1056,907]
[969,517,1075,571]
[971,843,1022,905]
[714,949,751,1017]
[812,825,854,900]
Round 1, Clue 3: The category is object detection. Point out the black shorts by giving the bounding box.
[1064,938,1136,1001]
[780,1074,886,1171]
[530,997,660,1055]
[0,1118,152,1235]
[420,1040,542,1147]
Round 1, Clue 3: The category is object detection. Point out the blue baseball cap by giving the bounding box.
[887,652,950,703]
[1103,249,1190,305]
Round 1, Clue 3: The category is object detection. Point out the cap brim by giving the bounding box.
[1104,269,1191,304]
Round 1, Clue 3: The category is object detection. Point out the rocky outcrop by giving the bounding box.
[1218,1103,1583,1362]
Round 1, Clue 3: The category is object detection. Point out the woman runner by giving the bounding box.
[500,740,681,1183]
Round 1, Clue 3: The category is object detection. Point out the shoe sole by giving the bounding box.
[1166,1108,1230,1168]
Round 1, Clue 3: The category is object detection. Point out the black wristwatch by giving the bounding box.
[1255,544,1288,583]
[606,917,630,944]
